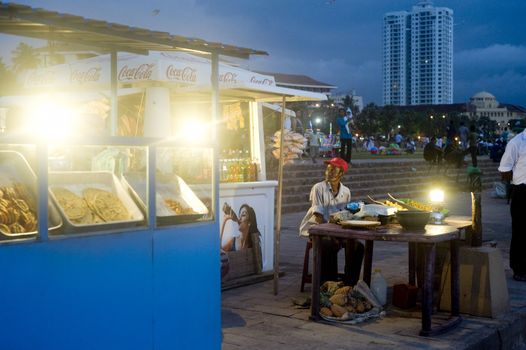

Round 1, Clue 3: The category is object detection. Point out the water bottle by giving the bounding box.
[371,268,387,306]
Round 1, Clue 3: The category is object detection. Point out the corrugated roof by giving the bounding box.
[0,2,267,59]
[256,71,337,89]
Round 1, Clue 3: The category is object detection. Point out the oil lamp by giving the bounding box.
[429,189,445,224]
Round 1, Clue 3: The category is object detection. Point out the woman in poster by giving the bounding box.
[220,202,263,273]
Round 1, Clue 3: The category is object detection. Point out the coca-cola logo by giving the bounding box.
[219,72,238,84]
[250,76,274,86]
[118,64,155,81]
[165,65,197,82]
[70,67,101,84]
[26,70,56,86]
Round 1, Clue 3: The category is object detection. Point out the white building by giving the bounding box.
[383,1,453,106]
[466,91,526,132]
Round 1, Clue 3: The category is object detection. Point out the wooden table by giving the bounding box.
[308,222,463,336]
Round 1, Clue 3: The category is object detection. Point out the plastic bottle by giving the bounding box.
[371,268,387,306]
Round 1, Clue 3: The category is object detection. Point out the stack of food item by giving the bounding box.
[319,281,383,323]
[52,187,130,225]
[0,183,37,234]
[271,129,307,164]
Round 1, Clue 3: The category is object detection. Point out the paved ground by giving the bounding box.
[222,189,526,349]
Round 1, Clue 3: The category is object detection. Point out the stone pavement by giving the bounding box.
[222,189,526,349]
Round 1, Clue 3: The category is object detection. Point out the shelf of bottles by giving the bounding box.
[220,149,258,183]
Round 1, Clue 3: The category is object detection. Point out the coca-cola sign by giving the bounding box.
[26,70,56,87]
[118,63,155,81]
[250,76,274,86]
[165,65,197,82]
[219,72,238,84]
[70,67,101,84]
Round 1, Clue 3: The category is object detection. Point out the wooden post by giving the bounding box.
[471,192,482,247]
[468,167,482,247]
[273,96,286,295]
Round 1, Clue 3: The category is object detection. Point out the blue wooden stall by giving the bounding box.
[0,2,268,349]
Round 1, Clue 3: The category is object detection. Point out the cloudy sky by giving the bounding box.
[2,0,525,106]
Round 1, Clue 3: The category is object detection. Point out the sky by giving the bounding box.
[1,0,526,107]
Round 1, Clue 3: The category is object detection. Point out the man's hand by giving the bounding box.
[500,171,512,182]
[313,212,325,224]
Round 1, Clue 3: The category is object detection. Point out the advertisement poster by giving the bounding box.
[219,186,274,280]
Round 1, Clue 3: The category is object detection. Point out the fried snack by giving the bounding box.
[320,307,333,317]
[164,198,198,215]
[9,222,25,233]
[334,286,352,295]
[0,223,10,233]
[52,187,91,223]
[83,188,130,222]
[321,281,343,295]
[329,294,347,307]
[330,304,347,318]
[0,183,38,234]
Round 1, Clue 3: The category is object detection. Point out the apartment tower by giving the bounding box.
[383,1,453,106]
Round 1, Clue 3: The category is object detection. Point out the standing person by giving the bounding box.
[337,109,353,163]
[395,131,403,148]
[458,122,469,150]
[468,125,479,167]
[308,128,321,163]
[299,157,364,284]
[498,127,526,282]
[448,121,457,144]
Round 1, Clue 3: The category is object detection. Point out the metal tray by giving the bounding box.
[121,172,208,225]
[0,150,63,240]
[48,171,144,233]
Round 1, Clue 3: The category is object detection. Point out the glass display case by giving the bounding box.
[0,139,215,242]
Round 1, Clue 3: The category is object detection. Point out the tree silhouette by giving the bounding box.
[11,43,40,73]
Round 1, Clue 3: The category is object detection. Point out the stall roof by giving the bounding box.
[0,2,268,59]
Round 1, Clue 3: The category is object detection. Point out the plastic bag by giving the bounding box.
[492,181,507,198]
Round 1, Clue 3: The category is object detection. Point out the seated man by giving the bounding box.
[299,157,364,285]
[443,142,465,168]
[423,136,443,164]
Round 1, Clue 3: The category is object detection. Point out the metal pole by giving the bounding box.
[211,52,220,224]
[273,96,286,295]
[110,50,118,136]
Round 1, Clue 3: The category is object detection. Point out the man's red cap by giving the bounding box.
[324,157,348,173]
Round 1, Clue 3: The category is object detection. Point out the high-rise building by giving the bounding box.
[383,1,453,106]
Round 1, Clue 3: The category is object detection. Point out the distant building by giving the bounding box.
[465,91,526,132]
[383,1,453,106]
[387,91,526,133]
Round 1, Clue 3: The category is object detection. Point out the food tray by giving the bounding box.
[48,171,144,233]
[0,150,62,240]
[122,172,208,225]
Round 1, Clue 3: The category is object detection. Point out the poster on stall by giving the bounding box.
[219,193,269,281]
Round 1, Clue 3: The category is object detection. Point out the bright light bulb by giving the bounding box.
[429,189,444,203]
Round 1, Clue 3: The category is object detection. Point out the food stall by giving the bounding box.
[18,51,326,284]
[0,3,279,349]
[0,6,327,348]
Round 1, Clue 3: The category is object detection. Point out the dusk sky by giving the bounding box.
[2,0,525,107]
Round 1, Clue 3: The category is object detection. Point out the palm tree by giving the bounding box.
[11,43,40,73]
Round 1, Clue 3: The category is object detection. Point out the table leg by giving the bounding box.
[408,242,416,286]
[450,239,460,316]
[310,235,322,321]
[420,243,436,334]
[363,240,374,286]
[344,239,355,285]
[418,241,462,336]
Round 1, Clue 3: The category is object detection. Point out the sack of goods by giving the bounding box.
[271,130,307,164]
